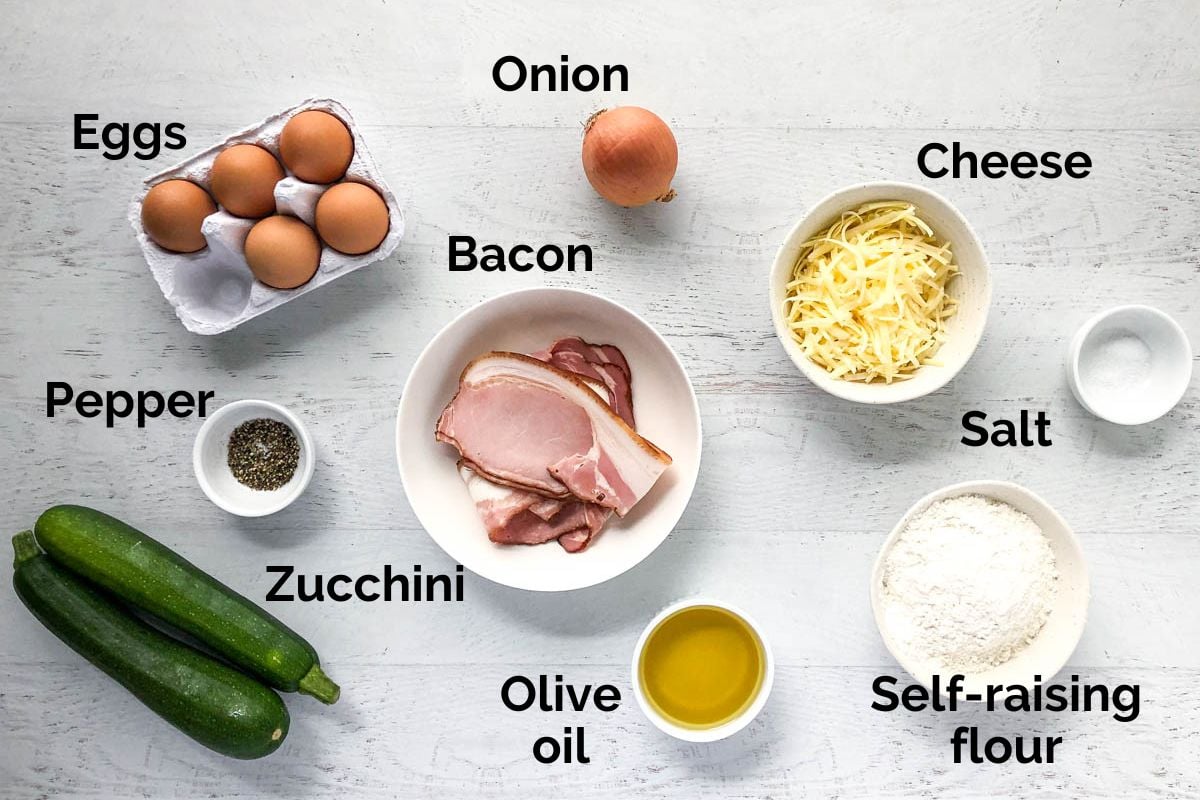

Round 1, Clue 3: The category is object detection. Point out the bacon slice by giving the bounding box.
[457,464,608,547]
[532,337,635,427]
[450,344,626,552]
[437,352,671,517]
[456,461,547,529]
[558,527,594,553]
[528,497,566,522]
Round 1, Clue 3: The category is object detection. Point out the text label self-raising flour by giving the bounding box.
[879,494,1059,674]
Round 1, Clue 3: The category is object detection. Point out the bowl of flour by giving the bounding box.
[871,481,1089,698]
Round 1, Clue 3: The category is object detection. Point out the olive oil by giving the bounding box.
[638,605,765,729]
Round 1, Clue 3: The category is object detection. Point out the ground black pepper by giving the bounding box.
[227,418,300,491]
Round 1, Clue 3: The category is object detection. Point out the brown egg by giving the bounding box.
[315,182,390,255]
[140,180,216,253]
[210,144,284,218]
[243,216,321,289]
[279,110,354,184]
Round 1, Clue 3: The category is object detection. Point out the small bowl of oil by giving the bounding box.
[631,598,774,742]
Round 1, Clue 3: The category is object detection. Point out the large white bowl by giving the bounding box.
[396,288,702,592]
[871,480,1089,698]
[769,181,992,403]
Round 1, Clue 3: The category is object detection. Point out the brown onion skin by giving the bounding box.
[582,107,677,207]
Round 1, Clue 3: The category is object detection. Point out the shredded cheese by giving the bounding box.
[782,201,959,383]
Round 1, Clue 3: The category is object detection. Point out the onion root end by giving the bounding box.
[583,109,606,135]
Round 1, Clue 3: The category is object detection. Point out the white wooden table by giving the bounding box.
[2,1,1198,797]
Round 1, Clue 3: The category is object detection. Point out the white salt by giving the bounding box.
[1079,329,1153,390]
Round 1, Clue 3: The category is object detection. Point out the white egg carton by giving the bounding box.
[128,98,404,335]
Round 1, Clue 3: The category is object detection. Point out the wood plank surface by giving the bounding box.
[0,0,1197,797]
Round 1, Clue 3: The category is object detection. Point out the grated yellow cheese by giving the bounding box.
[783,201,959,384]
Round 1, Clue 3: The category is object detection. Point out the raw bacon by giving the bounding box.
[458,464,607,547]
[532,337,635,427]
[436,352,671,517]
[440,341,668,553]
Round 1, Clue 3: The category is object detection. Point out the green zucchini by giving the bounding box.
[12,532,288,759]
[33,505,339,704]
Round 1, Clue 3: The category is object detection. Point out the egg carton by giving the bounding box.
[128,98,404,335]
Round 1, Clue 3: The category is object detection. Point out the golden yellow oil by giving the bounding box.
[638,605,765,730]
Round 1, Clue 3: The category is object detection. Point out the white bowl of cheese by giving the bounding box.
[769,182,991,403]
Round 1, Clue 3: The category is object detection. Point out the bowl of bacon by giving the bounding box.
[396,287,702,592]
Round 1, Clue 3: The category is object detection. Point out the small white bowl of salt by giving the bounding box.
[1067,305,1192,425]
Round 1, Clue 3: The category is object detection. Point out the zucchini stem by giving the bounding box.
[298,664,340,704]
[12,531,40,566]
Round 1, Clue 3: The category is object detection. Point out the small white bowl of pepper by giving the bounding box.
[193,399,314,517]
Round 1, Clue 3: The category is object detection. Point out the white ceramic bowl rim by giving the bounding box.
[630,597,775,742]
[870,480,1089,699]
[192,398,315,517]
[1068,303,1193,425]
[769,180,992,404]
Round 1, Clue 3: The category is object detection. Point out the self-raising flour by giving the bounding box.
[879,494,1059,674]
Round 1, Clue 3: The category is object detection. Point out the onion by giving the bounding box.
[581,107,677,207]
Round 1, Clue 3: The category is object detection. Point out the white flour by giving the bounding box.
[879,494,1059,674]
